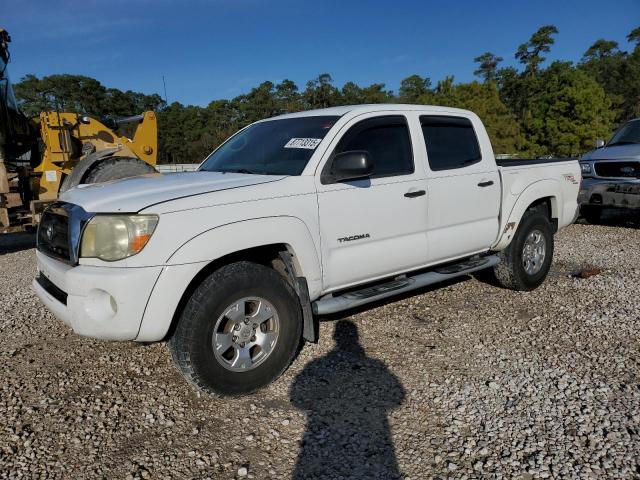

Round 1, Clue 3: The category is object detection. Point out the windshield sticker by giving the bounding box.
[284,138,322,149]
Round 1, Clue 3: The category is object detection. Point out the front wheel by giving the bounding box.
[168,262,303,396]
[493,210,554,291]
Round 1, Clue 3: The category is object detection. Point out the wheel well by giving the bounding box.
[163,243,292,341]
[589,193,603,205]
[526,197,558,232]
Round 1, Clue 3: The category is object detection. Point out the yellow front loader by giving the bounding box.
[0,27,158,232]
[36,111,157,198]
[1,110,158,232]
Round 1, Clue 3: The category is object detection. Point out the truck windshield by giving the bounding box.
[199,116,339,176]
[608,120,640,147]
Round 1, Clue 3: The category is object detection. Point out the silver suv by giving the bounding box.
[579,118,640,223]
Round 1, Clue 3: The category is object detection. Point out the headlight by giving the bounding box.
[80,214,158,261]
[580,163,592,174]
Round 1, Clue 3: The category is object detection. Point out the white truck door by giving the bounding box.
[420,115,501,263]
[316,114,429,290]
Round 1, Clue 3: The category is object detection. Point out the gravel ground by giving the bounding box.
[1,215,640,479]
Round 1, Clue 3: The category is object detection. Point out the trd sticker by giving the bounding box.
[337,234,370,243]
[284,138,322,149]
[563,174,579,185]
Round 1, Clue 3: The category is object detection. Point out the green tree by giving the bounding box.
[360,83,394,104]
[579,27,640,123]
[275,79,301,113]
[617,47,640,121]
[473,52,503,82]
[579,39,626,122]
[303,73,341,109]
[434,76,455,97]
[14,74,107,117]
[398,75,431,103]
[104,88,164,117]
[620,27,640,120]
[524,62,614,156]
[14,73,164,118]
[235,81,279,123]
[583,39,621,60]
[515,25,558,75]
[341,82,366,104]
[324,80,393,106]
[429,80,525,154]
[495,66,521,112]
[157,102,215,164]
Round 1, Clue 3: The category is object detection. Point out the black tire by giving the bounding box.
[168,261,303,396]
[581,205,602,225]
[83,156,155,184]
[493,209,554,291]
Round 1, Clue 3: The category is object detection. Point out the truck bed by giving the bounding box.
[495,156,580,250]
[496,158,577,167]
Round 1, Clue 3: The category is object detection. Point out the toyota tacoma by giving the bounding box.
[33,105,581,395]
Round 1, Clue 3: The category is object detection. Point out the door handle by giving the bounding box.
[404,190,426,198]
[477,180,494,187]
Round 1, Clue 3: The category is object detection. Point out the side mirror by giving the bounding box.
[79,115,91,125]
[328,150,373,183]
[595,139,605,149]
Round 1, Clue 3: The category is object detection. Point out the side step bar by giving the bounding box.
[312,255,500,315]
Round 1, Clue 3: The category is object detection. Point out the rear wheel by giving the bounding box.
[83,156,155,183]
[493,209,554,291]
[168,262,303,396]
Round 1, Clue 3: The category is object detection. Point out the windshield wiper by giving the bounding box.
[223,168,261,175]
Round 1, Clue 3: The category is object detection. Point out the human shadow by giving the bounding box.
[290,320,406,480]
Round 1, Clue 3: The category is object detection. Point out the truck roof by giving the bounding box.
[272,103,474,120]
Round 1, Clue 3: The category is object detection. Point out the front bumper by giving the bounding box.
[578,178,640,209]
[33,250,163,341]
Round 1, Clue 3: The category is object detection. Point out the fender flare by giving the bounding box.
[493,179,560,251]
[167,216,324,299]
[58,147,122,193]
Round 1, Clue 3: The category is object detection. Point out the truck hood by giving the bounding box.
[581,144,640,161]
[60,172,286,213]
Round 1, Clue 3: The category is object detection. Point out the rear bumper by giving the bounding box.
[578,178,640,209]
[33,250,163,341]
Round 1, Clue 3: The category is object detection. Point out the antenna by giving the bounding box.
[162,76,168,105]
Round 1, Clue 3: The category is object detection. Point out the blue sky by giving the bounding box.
[3,0,638,106]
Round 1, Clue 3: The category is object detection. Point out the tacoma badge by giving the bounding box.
[338,234,371,243]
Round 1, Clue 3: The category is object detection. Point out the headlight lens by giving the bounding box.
[80,215,158,261]
[580,163,592,174]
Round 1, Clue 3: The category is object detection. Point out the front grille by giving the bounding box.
[36,202,93,265]
[35,273,68,305]
[37,209,71,262]
[594,161,640,178]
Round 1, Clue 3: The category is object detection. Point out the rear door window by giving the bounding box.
[420,116,481,171]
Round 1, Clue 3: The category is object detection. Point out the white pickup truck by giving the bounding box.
[33,105,580,395]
